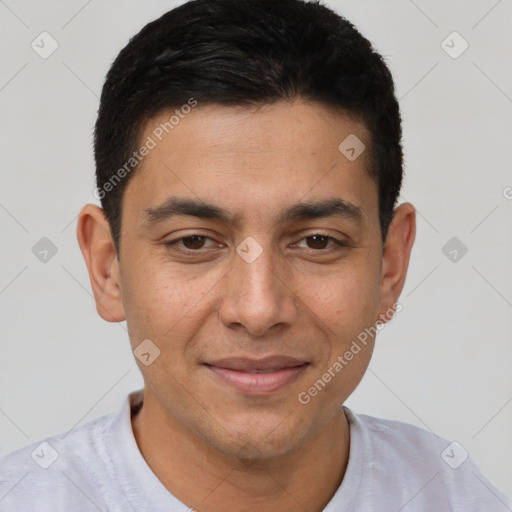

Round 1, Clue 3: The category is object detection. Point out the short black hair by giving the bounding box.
[94,0,403,254]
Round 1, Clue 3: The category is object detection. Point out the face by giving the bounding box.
[83,100,411,461]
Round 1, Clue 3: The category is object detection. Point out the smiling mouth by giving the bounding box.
[203,356,310,395]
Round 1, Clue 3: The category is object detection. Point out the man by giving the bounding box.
[1,0,510,510]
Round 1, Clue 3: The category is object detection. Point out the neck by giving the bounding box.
[131,390,350,512]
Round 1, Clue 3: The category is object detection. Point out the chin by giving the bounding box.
[202,411,307,462]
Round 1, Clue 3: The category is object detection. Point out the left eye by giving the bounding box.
[295,234,339,250]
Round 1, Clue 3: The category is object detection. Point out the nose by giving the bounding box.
[219,243,299,337]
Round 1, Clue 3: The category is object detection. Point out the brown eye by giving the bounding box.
[165,234,222,254]
[293,233,345,253]
[306,234,329,249]
[182,235,206,249]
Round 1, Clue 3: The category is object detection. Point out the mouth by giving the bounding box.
[203,356,310,395]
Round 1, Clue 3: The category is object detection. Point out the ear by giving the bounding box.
[76,204,125,323]
[377,202,416,321]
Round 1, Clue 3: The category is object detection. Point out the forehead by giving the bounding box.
[122,100,377,227]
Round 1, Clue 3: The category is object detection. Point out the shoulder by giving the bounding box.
[344,408,512,511]
[0,412,117,511]
[350,410,451,463]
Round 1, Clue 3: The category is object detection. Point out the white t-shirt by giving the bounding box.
[0,389,510,511]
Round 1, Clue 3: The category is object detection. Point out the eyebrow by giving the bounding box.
[144,196,364,226]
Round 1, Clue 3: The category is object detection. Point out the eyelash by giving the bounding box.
[164,233,346,254]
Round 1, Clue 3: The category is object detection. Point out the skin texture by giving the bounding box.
[77,99,416,511]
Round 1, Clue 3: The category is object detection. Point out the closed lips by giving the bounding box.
[204,356,310,372]
[203,357,310,394]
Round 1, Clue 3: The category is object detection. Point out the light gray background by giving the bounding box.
[1,0,511,498]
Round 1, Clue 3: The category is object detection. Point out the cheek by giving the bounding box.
[119,260,181,346]
[120,257,224,348]
[295,261,381,333]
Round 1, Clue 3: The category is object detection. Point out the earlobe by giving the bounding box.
[378,202,416,320]
[76,204,126,323]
